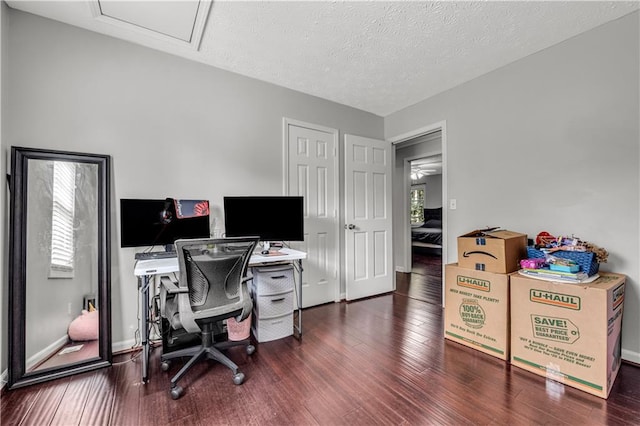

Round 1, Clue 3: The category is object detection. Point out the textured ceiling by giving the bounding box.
[6,1,640,116]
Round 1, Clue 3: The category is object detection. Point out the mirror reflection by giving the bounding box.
[25,159,100,372]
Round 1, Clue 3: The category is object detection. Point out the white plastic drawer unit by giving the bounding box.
[251,264,294,342]
[253,290,294,319]
[251,264,295,295]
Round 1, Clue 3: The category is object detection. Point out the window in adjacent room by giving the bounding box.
[50,161,76,278]
[410,185,425,225]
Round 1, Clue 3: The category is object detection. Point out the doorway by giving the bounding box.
[404,156,443,305]
[391,126,445,306]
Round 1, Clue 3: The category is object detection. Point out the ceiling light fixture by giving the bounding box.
[411,168,438,180]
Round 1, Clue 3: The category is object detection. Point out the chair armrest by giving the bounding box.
[160,276,187,294]
[235,273,254,322]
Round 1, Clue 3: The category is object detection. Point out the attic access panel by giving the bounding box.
[92,0,210,48]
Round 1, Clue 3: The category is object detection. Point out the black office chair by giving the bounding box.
[159,237,259,399]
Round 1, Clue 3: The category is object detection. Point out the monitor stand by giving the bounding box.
[259,241,285,256]
[260,241,271,254]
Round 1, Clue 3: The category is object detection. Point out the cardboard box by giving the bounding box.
[444,264,510,360]
[458,229,527,274]
[510,273,625,398]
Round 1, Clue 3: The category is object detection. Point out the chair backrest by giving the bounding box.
[174,237,258,332]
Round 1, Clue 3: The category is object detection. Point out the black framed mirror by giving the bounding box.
[8,147,111,389]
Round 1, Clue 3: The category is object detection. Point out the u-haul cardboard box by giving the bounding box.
[510,272,625,398]
[457,229,527,274]
[444,264,510,360]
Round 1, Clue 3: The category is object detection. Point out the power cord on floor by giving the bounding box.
[111,348,142,365]
[116,273,178,367]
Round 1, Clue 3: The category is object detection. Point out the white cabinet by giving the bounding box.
[250,264,294,342]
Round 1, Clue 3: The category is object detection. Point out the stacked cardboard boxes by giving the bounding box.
[444,229,527,361]
[444,228,626,398]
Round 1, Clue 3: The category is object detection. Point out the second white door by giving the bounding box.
[286,120,339,308]
[344,134,394,301]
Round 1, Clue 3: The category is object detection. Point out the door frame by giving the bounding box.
[282,117,341,303]
[389,120,448,306]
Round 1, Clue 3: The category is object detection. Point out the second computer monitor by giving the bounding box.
[223,196,304,242]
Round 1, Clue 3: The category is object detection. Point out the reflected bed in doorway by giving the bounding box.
[411,208,442,253]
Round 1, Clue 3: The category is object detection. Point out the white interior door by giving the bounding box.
[344,134,393,301]
[285,120,339,308]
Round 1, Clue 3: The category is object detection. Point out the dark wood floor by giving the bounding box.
[396,250,442,306]
[3,293,640,425]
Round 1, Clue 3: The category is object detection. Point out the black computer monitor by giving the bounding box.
[120,198,210,248]
[223,196,304,242]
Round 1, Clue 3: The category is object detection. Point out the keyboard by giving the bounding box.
[135,251,177,261]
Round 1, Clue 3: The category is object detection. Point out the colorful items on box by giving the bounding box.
[519,258,546,269]
[518,231,608,283]
[520,255,579,272]
[533,231,608,263]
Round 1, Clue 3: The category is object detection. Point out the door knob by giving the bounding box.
[345,224,356,230]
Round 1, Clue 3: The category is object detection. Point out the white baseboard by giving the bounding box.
[622,348,640,365]
[26,335,68,370]
[396,266,407,273]
[112,338,139,354]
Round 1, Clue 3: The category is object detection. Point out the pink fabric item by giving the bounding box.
[68,309,99,341]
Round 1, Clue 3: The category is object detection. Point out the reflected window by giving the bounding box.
[410,185,425,224]
[50,161,76,277]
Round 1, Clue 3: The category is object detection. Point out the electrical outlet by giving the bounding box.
[449,199,457,210]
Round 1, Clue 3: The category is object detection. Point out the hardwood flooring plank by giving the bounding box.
[341,406,390,426]
[259,380,320,425]
[18,379,70,426]
[79,367,118,425]
[301,386,360,424]
[109,355,142,426]
[49,371,97,425]
[140,349,204,425]
[0,385,43,426]
[396,252,443,305]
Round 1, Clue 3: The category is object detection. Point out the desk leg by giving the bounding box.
[294,259,303,339]
[139,275,151,383]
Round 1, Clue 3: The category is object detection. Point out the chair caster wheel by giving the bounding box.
[170,386,183,400]
[246,345,255,355]
[233,372,245,385]
[161,361,170,372]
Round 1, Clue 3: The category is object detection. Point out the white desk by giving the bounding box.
[134,247,307,383]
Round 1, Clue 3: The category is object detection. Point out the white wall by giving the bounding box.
[4,9,383,353]
[386,12,640,362]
